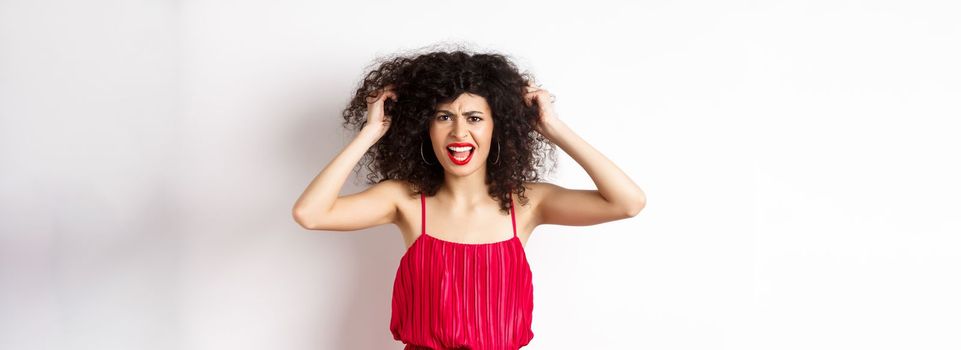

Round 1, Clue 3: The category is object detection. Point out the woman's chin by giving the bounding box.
[441,153,487,174]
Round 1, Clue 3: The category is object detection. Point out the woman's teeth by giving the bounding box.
[447,146,474,161]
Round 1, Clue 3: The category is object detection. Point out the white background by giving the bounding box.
[2,0,959,349]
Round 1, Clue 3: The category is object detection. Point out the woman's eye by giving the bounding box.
[435,115,480,122]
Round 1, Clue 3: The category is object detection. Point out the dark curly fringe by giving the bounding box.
[341,43,558,214]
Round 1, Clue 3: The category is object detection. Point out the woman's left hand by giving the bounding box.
[523,82,560,138]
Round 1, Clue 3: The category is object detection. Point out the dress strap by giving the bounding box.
[420,192,426,235]
[510,192,517,238]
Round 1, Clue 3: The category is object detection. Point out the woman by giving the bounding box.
[293,49,645,349]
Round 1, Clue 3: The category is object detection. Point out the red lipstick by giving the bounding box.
[445,142,475,166]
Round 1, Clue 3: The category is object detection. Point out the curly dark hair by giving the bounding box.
[341,45,558,214]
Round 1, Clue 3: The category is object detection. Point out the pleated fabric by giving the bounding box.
[390,192,535,350]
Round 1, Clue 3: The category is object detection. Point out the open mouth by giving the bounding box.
[446,145,475,165]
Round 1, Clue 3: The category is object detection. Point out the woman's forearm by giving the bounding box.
[292,127,381,227]
[541,119,646,212]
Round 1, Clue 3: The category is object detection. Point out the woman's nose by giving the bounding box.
[452,120,468,138]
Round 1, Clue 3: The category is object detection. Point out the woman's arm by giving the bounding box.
[525,86,646,227]
[292,86,401,231]
[292,128,401,231]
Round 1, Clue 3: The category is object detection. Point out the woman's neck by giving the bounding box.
[439,168,491,207]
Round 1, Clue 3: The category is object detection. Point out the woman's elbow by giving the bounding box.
[292,207,317,230]
[625,196,646,217]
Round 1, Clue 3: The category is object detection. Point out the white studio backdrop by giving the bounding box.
[2,0,959,349]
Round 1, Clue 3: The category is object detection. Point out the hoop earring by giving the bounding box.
[420,140,433,165]
[492,140,500,165]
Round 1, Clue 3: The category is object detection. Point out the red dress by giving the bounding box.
[390,192,535,349]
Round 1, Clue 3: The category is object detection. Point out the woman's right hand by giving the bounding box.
[362,84,398,140]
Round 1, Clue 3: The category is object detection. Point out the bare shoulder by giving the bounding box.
[524,182,550,205]
[296,178,416,232]
[376,178,418,201]
[519,180,639,227]
[518,181,559,204]
[389,178,423,208]
[516,181,558,226]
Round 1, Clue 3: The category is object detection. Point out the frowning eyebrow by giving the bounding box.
[435,110,484,115]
